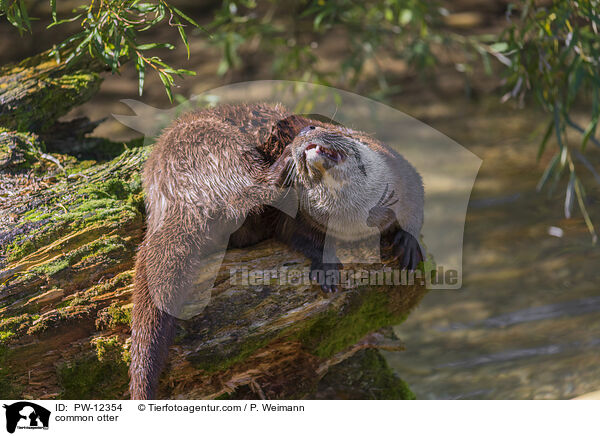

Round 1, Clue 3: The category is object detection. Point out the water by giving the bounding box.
[385,100,600,399]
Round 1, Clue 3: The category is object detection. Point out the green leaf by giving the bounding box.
[170,6,201,28]
[490,42,508,52]
[137,43,174,50]
[158,71,173,102]
[574,178,598,244]
[399,9,412,25]
[537,152,559,192]
[537,120,554,161]
[175,68,195,76]
[178,25,190,59]
[136,56,145,96]
[18,0,31,32]
[564,172,575,219]
[134,3,156,13]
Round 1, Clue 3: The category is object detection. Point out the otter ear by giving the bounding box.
[275,115,310,136]
[301,113,343,126]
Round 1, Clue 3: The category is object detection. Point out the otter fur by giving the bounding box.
[130,103,424,399]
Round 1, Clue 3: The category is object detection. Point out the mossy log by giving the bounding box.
[0,144,427,400]
[0,51,427,400]
[0,50,103,132]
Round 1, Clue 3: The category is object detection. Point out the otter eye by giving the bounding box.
[300,125,316,135]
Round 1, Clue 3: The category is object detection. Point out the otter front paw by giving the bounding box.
[310,261,342,293]
[390,230,423,271]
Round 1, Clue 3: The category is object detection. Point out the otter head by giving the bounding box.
[287,123,390,239]
[289,124,369,190]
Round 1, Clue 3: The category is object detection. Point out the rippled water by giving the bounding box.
[385,101,600,399]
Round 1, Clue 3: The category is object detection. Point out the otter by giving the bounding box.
[130,103,424,399]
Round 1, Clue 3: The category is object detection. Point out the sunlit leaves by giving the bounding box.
[1,0,31,34]
[498,0,600,242]
[0,0,202,101]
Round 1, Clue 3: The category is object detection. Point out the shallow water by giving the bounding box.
[385,101,600,399]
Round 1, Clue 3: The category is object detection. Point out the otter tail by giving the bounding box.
[129,250,176,400]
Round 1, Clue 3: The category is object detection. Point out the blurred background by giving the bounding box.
[1,0,600,399]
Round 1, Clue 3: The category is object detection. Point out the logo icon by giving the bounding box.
[3,402,50,433]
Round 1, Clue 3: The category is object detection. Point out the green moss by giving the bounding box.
[65,159,96,175]
[57,337,129,399]
[0,64,102,133]
[93,336,131,364]
[0,331,15,343]
[0,128,45,169]
[106,303,132,328]
[22,209,53,223]
[313,349,415,400]
[187,334,272,373]
[65,294,91,308]
[92,271,134,297]
[9,201,137,263]
[26,310,68,335]
[189,286,417,374]
[0,314,36,332]
[0,314,37,340]
[30,235,127,276]
[100,179,129,199]
[296,289,408,358]
[3,147,146,263]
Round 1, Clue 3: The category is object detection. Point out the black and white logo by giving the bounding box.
[3,402,50,433]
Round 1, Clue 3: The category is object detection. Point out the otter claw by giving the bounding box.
[392,230,423,271]
[310,261,341,293]
[321,284,340,294]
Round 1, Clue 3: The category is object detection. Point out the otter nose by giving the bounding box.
[300,125,316,135]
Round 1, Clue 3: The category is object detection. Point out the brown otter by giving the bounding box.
[130,103,424,399]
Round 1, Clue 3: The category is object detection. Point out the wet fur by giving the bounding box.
[130,103,424,399]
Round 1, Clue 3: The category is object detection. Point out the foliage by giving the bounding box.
[498,0,600,242]
[0,0,204,101]
[208,0,448,88]
[206,0,600,242]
